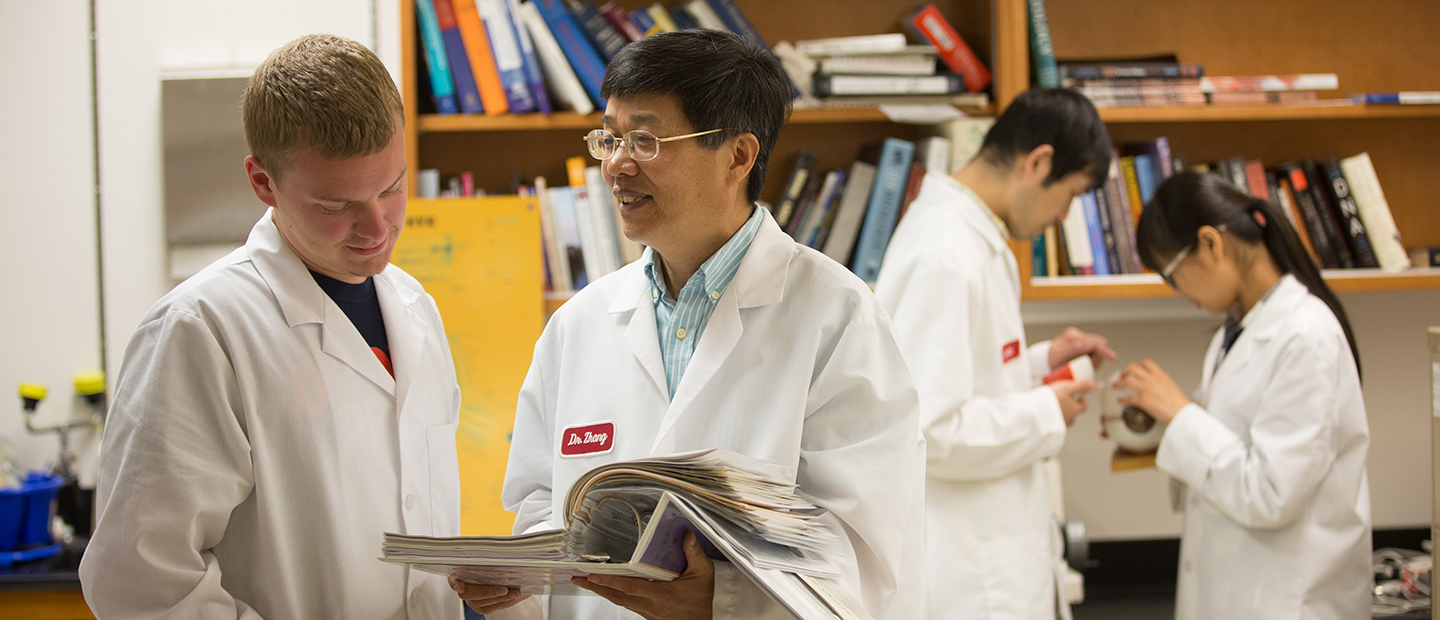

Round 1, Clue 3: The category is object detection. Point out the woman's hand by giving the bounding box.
[1112,359,1191,423]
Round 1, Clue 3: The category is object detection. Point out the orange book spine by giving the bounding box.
[1278,177,1320,265]
[452,0,509,115]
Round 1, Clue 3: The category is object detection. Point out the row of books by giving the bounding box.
[1060,64,1347,108]
[521,158,645,293]
[1033,140,1413,278]
[416,0,807,117]
[414,0,773,117]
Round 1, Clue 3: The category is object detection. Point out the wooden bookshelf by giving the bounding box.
[416,105,997,133]
[1013,0,1440,300]
[401,0,1440,307]
[1098,103,1440,123]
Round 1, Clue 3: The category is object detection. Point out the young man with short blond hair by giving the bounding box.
[81,35,463,620]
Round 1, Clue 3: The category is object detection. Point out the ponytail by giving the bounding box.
[1245,197,1361,379]
[1137,172,1362,380]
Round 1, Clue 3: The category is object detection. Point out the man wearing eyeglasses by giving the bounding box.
[873,89,1117,620]
[453,29,925,620]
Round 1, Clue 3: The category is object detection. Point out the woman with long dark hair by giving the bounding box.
[1115,172,1371,620]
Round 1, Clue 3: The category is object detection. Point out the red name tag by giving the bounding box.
[1001,340,1021,364]
[560,421,615,457]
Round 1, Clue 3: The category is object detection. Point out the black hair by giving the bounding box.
[1136,172,1361,378]
[978,88,1112,189]
[601,29,792,204]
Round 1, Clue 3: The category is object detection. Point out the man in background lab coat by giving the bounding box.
[874,89,1116,620]
[455,30,926,620]
[80,35,462,620]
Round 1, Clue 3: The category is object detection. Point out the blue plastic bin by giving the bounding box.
[0,471,64,552]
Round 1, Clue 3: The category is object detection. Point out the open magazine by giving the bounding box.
[380,449,871,619]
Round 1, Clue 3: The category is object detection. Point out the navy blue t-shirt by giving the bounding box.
[310,271,392,376]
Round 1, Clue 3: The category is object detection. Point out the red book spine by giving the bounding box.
[600,2,644,42]
[907,4,991,92]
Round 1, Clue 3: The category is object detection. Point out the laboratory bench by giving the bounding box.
[0,541,93,619]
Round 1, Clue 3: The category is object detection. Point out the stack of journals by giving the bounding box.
[380,449,838,595]
[1200,73,1338,105]
[1059,61,1207,108]
[776,4,991,110]
[1033,142,1413,278]
[415,0,786,117]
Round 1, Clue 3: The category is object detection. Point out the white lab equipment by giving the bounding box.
[1100,370,1167,453]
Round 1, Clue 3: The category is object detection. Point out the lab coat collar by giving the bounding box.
[246,209,416,396]
[1205,274,1306,389]
[607,206,788,314]
[928,174,1010,256]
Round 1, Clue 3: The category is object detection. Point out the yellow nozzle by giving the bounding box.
[74,372,106,397]
[19,383,47,402]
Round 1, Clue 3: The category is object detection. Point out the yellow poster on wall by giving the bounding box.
[392,196,543,535]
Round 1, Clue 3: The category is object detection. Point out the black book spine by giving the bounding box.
[1320,158,1379,269]
[1281,163,1341,269]
[1301,158,1354,268]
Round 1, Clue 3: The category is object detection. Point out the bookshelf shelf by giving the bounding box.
[1098,103,1440,124]
[415,106,998,133]
[1020,269,1440,301]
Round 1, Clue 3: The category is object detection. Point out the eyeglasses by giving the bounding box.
[1160,224,1227,287]
[583,128,732,162]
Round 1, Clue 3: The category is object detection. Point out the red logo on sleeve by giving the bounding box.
[560,421,615,457]
[1001,340,1021,364]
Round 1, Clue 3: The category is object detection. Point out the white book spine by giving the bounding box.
[683,0,728,31]
[1340,152,1412,272]
[1062,196,1095,270]
[794,33,908,56]
[818,54,937,76]
[534,176,573,292]
[584,166,623,273]
[917,136,951,174]
[517,2,594,115]
[477,0,524,72]
[547,186,586,288]
[822,161,877,265]
[567,180,605,281]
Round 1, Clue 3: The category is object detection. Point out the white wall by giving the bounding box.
[1030,288,1440,540]
[0,1,104,483]
[95,0,378,376]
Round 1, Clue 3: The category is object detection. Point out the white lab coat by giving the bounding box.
[1157,274,1371,620]
[874,174,1068,620]
[80,210,463,620]
[502,209,927,620]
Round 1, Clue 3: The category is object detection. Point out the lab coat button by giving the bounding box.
[405,494,416,511]
[1182,559,1193,572]
[676,328,687,339]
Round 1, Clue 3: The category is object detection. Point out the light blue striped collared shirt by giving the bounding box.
[644,206,763,400]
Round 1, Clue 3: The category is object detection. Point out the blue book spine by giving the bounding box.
[629,8,658,36]
[1080,191,1110,275]
[415,0,459,114]
[534,0,608,108]
[705,0,765,49]
[479,0,537,113]
[851,138,916,283]
[438,10,485,114]
[670,6,700,30]
[570,0,626,62]
[1352,92,1400,104]
[1031,233,1047,277]
[505,0,553,113]
[702,0,799,99]
[1133,153,1157,206]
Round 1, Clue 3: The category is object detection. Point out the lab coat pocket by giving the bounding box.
[977,529,1054,618]
[426,423,462,535]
